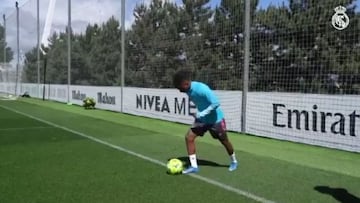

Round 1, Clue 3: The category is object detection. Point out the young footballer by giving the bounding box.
[173,70,238,174]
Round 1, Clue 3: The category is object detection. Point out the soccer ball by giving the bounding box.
[166,158,184,175]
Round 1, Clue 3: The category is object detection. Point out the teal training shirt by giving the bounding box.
[186,81,224,124]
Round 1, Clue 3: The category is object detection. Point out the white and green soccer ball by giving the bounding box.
[166,158,184,175]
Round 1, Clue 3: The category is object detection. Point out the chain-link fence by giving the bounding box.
[125,0,244,90]
[247,0,359,151]
[251,0,360,94]
[2,0,359,92]
[2,5,17,95]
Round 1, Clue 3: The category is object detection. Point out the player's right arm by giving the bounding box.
[196,85,220,119]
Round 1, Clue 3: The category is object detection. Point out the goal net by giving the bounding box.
[0,63,20,100]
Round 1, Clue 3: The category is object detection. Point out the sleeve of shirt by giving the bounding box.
[197,85,220,118]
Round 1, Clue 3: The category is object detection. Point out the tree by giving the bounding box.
[210,0,258,89]
[252,5,292,91]
[22,47,42,83]
[126,0,183,87]
[178,0,215,87]
[87,16,122,86]
[71,35,90,85]
[20,0,360,94]
[0,25,14,63]
[252,0,360,93]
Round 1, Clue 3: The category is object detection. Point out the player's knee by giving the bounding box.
[185,135,194,142]
[186,131,196,142]
[219,136,229,144]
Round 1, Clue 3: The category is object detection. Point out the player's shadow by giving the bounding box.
[314,186,360,203]
[175,156,228,168]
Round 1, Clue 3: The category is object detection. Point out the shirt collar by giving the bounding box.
[186,81,193,94]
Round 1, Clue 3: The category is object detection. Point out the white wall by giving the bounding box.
[70,85,122,112]
[247,92,360,152]
[9,83,359,152]
[123,87,242,131]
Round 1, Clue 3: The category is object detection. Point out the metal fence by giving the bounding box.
[2,0,359,92]
[1,0,359,116]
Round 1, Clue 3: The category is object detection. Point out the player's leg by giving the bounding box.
[186,130,197,154]
[183,123,207,174]
[219,136,238,171]
[220,136,235,155]
[209,119,238,171]
[183,129,200,174]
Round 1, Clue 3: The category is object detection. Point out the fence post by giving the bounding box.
[15,1,19,96]
[120,0,125,112]
[3,14,8,91]
[37,0,40,98]
[2,14,5,65]
[241,0,251,133]
[67,0,71,104]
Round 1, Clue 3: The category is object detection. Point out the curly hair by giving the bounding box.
[173,69,192,88]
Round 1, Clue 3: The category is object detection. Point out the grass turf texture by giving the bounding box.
[0,99,359,203]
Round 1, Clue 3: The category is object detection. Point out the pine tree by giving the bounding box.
[0,25,13,63]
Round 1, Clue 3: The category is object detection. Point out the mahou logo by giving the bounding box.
[72,90,86,100]
[97,92,116,105]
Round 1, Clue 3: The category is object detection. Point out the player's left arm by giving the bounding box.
[197,86,220,118]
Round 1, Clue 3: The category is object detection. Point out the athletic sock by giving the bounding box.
[189,154,198,168]
[230,153,237,163]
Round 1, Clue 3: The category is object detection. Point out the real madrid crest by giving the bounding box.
[331,6,349,30]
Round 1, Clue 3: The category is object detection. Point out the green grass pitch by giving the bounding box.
[0,99,359,203]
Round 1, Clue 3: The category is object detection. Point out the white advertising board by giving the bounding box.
[15,83,359,152]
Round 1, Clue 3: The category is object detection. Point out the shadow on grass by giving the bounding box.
[174,156,228,168]
[314,186,360,203]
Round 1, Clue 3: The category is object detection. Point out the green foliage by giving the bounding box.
[252,0,360,94]
[0,25,14,63]
[20,0,360,94]
[82,97,96,109]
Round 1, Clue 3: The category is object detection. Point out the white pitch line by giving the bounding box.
[0,126,54,131]
[0,105,276,203]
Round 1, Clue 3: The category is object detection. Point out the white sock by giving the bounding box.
[189,154,198,168]
[230,153,237,163]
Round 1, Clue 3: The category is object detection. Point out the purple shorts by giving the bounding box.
[190,119,227,141]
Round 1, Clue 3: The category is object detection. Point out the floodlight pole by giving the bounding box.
[3,14,7,91]
[42,57,47,100]
[2,14,5,65]
[37,0,40,98]
[67,0,71,103]
[241,0,250,133]
[15,1,20,96]
[120,0,125,112]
